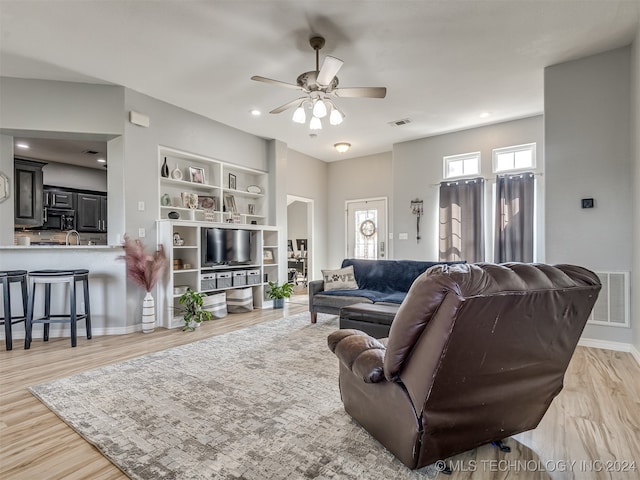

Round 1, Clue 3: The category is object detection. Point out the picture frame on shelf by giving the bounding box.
[223,193,237,213]
[198,195,216,210]
[229,173,236,190]
[189,166,205,184]
[263,248,275,264]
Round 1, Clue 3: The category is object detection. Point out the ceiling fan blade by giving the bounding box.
[334,86,387,98]
[269,97,306,114]
[316,56,343,87]
[251,75,302,90]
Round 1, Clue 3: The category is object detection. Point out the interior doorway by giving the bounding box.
[287,195,314,299]
[346,197,388,260]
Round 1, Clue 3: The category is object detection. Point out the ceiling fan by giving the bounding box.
[251,36,386,129]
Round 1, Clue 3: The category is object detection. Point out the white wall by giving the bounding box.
[545,47,633,344]
[326,152,393,268]
[631,27,640,359]
[392,116,544,261]
[286,149,328,281]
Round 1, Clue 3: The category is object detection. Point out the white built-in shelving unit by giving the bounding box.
[156,146,281,329]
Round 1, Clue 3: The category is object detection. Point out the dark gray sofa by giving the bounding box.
[309,258,463,323]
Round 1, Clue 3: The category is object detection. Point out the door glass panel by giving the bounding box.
[354,209,378,259]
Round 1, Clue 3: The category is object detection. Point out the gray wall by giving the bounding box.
[544,47,633,344]
[392,116,544,262]
[43,161,108,191]
[286,149,328,281]
[326,152,393,268]
[0,78,123,136]
[0,135,13,245]
[287,201,308,253]
[632,28,640,358]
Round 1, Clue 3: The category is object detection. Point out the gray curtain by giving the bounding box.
[494,172,535,263]
[439,177,484,263]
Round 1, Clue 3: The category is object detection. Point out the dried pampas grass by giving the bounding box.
[119,234,168,292]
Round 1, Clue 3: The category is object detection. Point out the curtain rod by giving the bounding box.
[430,172,543,187]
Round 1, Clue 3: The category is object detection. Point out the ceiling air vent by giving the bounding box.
[388,118,411,127]
[83,150,100,155]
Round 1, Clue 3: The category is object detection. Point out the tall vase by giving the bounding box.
[142,291,156,333]
[161,157,169,177]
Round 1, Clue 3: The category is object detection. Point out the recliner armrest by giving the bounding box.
[327,329,386,383]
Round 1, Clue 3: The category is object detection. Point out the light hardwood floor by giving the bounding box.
[1,305,639,480]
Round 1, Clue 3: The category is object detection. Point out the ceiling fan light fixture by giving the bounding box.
[312,99,328,118]
[309,116,323,130]
[334,142,351,153]
[292,105,306,124]
[329,107,343,126]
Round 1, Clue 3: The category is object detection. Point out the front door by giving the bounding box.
[346,198,387,260]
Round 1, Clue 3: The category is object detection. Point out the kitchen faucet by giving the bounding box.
[65,230,80,246]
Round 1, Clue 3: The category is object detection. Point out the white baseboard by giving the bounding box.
[631,345,640,366]
[578,338,640,366]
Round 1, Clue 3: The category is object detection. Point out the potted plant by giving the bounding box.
[119,235,168,333]
[178,288,213,331]
[266,280,294,309]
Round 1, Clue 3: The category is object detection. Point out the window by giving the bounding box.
[492,143,536,173]
[443,152,480,179]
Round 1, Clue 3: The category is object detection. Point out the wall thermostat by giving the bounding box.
[581,198,594,209]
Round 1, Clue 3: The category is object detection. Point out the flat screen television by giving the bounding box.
[202,228,252,266]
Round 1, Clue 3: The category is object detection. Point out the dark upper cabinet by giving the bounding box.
[77,193,107,232]
[43,187,75,209]
[14,159,46,228]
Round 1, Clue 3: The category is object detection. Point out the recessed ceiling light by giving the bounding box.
[97,158,106,163]
[16,143,29,149]
[479,112,491,118]
[250,109,261,116]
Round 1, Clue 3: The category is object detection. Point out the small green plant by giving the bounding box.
[178,288,212,331]
[266,281,294,300]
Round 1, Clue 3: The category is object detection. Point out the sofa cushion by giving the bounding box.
[312,293,373,309]
[320,288,407,304]
[341,258,464,293]
[321,265,358,291]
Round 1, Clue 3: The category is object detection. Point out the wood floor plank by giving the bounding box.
[1,302,639,480]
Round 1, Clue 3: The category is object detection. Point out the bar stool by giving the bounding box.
[0,270,28,350]
[25,269,92,349]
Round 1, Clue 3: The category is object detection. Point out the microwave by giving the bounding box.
[43,207,76,231]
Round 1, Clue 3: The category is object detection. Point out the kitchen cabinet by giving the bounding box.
[77,193,107,232]
[14,159,46,228]
[43,187,75,209]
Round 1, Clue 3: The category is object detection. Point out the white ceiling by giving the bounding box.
[1,1,638,162]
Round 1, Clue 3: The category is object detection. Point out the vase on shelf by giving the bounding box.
[161,157,169,177]
[142,291,156,333]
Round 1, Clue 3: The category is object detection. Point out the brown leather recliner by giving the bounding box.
[328,263,600,470]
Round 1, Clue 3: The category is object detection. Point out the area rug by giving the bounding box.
[30,313,437,479]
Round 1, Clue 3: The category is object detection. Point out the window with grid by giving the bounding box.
[492,143,536,173]
[443,152,480,179]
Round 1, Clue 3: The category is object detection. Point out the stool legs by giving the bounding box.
[25,272,91,349]
[2,278,11,351]
[83,276,92,339]
[1,272,28,351]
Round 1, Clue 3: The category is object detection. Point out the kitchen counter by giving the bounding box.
[0,244,120,250]
[0,246,129,338]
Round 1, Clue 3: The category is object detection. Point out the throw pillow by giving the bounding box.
[322,265,358,291]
